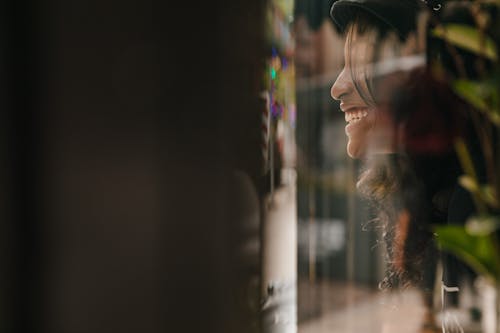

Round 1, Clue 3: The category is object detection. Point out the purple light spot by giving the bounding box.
[282,58,288,69]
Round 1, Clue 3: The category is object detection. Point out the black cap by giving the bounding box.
[330,0,422,39]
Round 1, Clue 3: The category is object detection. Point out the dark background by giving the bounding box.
[4,1,266,332]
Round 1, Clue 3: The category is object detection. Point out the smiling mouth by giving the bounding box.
[344,108,368,124]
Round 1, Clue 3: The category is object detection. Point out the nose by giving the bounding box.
[331,67,352,101]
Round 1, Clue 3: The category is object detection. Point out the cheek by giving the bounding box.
[348,111,376,139]
[372,106,396,134]
[346,116,374,157]
[345,110,382,158]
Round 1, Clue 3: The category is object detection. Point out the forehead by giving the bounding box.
[343,24,378,63]
[344,22,401,61]
[346,22,379,46]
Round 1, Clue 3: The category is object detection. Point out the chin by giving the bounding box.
[347,141,364,159]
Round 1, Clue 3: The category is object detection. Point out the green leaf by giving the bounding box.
[455,139,479,179]
[455,141,487,215]
[458,176,499,208]
[434,225,500,282]
[466,215,500,236]
[453,80,500,126]
[481,185,499,208]
[432,24,498,61]
[458,175,480,193]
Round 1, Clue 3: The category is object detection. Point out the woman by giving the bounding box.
[330,0,423,159]
[329,0,470,309]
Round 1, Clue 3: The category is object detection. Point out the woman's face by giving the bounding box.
[330,26,397,158]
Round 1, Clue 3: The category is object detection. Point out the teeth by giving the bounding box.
[345,109,369,123]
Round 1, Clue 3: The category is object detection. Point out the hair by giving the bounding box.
[357,153,438,290]
[357,142,462,291]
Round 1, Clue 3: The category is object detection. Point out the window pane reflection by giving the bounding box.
[294,1,500,332]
